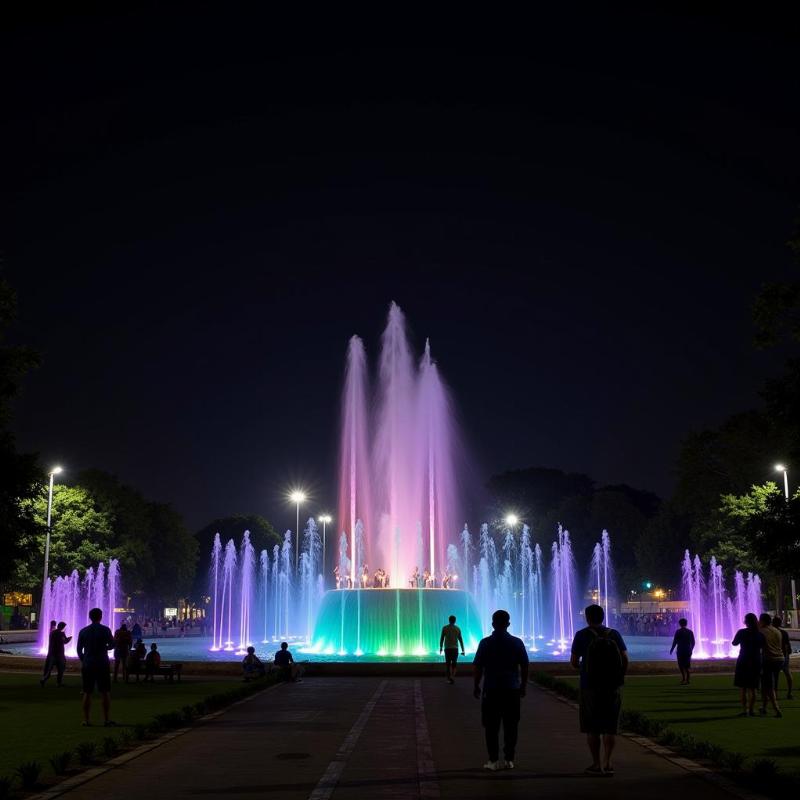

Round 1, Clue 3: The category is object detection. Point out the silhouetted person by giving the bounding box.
[758,613,783,717]
[274,641,302,681]
[772,616,794,700]
[113,623,132,682]
[669,618,695,684]
[41,622,71,687]
[76,607,115,726]
[439,615,465,683]
[570,604,628,776]
[473,609,529,771]
[732,613,764,716]
[40,619,57,684]
[242,646,266,680]
[131,621,142,640]
[144,643,161,681]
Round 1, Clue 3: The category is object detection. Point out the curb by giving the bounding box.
[27,682,283,800]
[534,684,769,800]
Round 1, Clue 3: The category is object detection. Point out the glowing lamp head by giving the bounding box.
[319,514,332,524]
[775,464,786,472]
[51,466,63,475]
[504,514,519,527]
[289,490,306,504]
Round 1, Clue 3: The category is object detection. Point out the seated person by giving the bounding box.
[242,646,266,680]
[127,638,147,677]
[274,641,302,682]
[144,642,161,681]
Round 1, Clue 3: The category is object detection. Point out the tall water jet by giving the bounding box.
[589,530,613,626]
[236,531,255,654]
[550,526,576,652]
[338,335,373,585]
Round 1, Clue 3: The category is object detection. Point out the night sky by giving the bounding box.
[4,9,799,532]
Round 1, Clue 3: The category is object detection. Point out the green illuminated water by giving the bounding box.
[306,588,483,656]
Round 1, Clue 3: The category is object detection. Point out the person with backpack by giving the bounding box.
[570,604,628,776]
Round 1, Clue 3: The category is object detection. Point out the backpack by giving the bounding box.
[584,627,624,690]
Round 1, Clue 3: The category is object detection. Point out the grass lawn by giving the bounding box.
[562,672,800,775]
[0,672,243,779]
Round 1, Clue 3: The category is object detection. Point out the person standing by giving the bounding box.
[473,609,529,771]
[76,607,115,726]
[732,613,764,716]
[41,622,71,687]
[40,619,57,686]
[758,613,783,717]
[113,623,133,682]
[570,604,628,776]
[772,617,794,700]
[669,618,695,685]
[439,615,466,684]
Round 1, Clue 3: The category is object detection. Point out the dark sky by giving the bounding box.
[3,9,799,532]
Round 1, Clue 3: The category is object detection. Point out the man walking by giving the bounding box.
[76,608,115,726]
[41,622,71,686]
[570,604,628,776]
[473,609,529,771]
[669,618,695,684]
[439,615,465,684]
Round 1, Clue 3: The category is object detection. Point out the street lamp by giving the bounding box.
[775,464,789,501]
[504,513,519,528]
[319,514,332,585]
[43,466,63,588]
[289,490,306,570]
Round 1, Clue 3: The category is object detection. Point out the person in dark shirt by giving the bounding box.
[113,624,133,683]
[131,622,142,640]
[40,619,57,685]
[274,642,302,681]
[570,604,628,776]
[242,646,266,680]
[669,618,696,685]
[76,607,115,726]
[473,609,529,771]
[144,643,161,681]
[41,622,72,687]
[732,613,765,716]
[772,617,794,700]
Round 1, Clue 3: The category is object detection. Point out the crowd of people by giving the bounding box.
[332,564,459,589]
[616,611,684,636]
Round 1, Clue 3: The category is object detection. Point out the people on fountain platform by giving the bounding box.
[144,642,161,681]
[772,616,794,700]
[423,569,434,589]
[442,570,454,589]
[473,609,529,771]
[410,567,421,588]
[361,564,370,588]
[669,618,695,685]
[732,613,765,716]
[374,568,389,588]
[76,607,116,727]
[334,565,342,589]
[113,623,133,683]
[41,621,71,687]
[758,613,783,718]
[274,641,303,682]
[570,604,628,776]
[439,615,465,684]
[242,646,266,681]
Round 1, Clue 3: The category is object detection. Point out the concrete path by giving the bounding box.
[59,677,739,800]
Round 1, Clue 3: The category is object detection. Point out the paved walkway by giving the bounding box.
[60,677,738,800]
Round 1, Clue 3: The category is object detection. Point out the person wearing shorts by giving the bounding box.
[439,615,465,684]
[758,613,783,718]
[76,608,115,726]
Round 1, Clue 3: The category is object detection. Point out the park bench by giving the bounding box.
[127,661,183,682]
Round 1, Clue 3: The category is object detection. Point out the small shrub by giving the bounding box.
[656,728,677,747]
[134,723,150,740]
[102,737,119,758]
[75,741,96,765]
[49,750,72,775]
[16,760,41,790]
[194,700,208,716]
[181,704,197,723]
[751,759,779,779]
[118,728,135,746]
[0,776,11,800]
[722,751,745,772]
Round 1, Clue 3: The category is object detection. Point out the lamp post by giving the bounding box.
[289,490,306,570]
[319,514,332,586]
[43,466,63,588]
[504,514,519,529]
[775,465,797,626]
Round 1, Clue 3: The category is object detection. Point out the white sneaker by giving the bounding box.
[504,760,515,770]
[483,760,501,771]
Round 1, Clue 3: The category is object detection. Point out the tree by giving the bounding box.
[0,277,42,583]
[193,515,281,598]
[13,485,114,591]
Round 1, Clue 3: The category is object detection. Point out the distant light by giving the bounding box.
[289,490,306,504]
[775,464,786,472]
[504,514,519,527]
[51,466,63,475]
[319,514,332,524]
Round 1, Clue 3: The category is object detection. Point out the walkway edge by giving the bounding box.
[27,682,285,800]
[534,684,769,800]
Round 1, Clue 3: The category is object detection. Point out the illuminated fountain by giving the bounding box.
[681,550,763,658]
[39,560,121,656]
[590,529,613,627]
